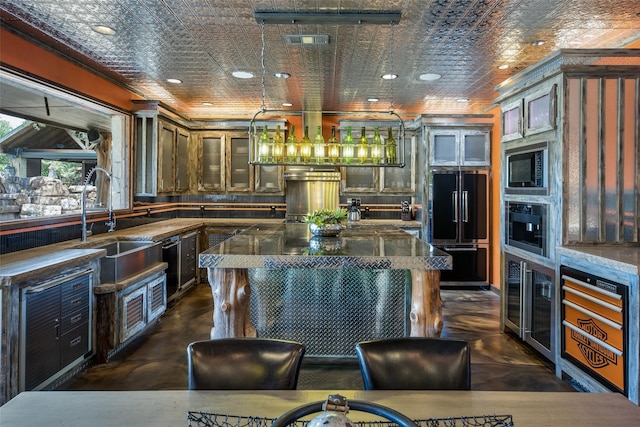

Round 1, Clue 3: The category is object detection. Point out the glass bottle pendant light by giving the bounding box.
[313,125,325,163]
[356,126,368,164]
[273,124,284,162]
[370,127,383,164]
[258,124,271,162]
[385,127,397,164]
[300,125,312,162]
[327,126,340,162]
[286,125,297,162]
[341,126,354,164]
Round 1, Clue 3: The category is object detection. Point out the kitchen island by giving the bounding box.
[199,223,451,354]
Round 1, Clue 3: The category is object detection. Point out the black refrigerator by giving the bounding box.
[429,169,489,287]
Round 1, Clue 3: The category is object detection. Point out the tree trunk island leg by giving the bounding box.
[207,267,256,339]
[409,269,443,337]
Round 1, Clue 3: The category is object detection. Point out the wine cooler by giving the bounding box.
[503,253,555,361]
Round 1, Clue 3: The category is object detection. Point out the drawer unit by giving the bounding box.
[21,270,92,391]
[561,266,627,394]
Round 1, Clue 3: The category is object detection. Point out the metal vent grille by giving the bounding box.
[249,268,410,358]
[126,294,144,326]
[285,34,329,45]
[150,283,164,313]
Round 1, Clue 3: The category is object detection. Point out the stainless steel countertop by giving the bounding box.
[199,223,450,271]
[0,218,422,283]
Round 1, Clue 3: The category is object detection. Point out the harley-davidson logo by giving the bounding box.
[571,318,618,369]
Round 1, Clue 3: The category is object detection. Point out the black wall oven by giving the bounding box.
[506,202,548,257]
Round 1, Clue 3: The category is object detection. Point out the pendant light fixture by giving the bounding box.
[249,11,406,168]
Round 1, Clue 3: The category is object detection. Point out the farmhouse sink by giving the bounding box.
[94,241,162,283]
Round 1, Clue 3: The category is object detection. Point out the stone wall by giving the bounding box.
[0,173,98,220]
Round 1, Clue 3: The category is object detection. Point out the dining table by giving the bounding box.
[1,389,639,426]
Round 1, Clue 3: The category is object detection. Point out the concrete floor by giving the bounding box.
[58,283,576,392]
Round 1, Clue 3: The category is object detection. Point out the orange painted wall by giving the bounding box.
[0,28,143,110]
[488,105,502,288]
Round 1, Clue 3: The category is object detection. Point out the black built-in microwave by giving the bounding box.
[505,143,548,195]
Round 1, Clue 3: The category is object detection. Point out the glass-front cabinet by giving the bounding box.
[339,120,415,193]
[227,134,253,192]
[501,100,523,142]
[196,128,284,193]
[157,118,191,193]
[500,84,557,142]
[429,128,490,166]
[524,84,557,136]
[198,133,224,191]
[381,134,415,193]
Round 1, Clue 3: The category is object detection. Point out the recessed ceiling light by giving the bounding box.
[282,102,293,107]
[92,25,116,35]
[419,73,442,81]
[274,72,290,79]
[498,64,509,70]
[367,97,379,102]
[232,71,254,79]
[202,102,213,106]
[166,78,182,84]
[381,74,398,80]
[531,40,546,46]
[456,98,469,103]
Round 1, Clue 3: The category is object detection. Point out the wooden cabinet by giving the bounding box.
[119,271,166,344]
[158,119,190,193]
[134,112,191,195]
[500,83,557,142]
[429,128,490,166]
[226,133,253,192]
[339,121,415,194]
[195,130,283,193]
[197,132,224,191]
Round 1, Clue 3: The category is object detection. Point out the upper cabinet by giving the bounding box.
[524,84,557,136]
[500,83,557,143]
[158,120,191,193]
[194,129,284,194]
[429,128,491,167]
[338,120,415,194]
[135,112,191,196]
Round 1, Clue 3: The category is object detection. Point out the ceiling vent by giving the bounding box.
[285,34,329,45]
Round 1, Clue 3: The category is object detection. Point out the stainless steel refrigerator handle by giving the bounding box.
[162,241,180,250]
[452,191,458,223]
[443,247,478,251]
[462,190,469,223]
[523,263,533,335]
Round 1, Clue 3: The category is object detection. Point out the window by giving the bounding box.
[0,70,129,222]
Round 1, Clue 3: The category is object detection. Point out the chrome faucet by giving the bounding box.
[81,166,115,241]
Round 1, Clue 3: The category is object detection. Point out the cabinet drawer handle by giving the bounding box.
[562,320,622,356]
[562,299,622,330]
[562,285,621,313]
[70,336,82,347]
[70,313,83,324]
[71,297,84,306]
[561,275,621,300]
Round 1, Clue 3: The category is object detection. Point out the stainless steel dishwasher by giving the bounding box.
[162,236,180,302]
[162,230,198,303]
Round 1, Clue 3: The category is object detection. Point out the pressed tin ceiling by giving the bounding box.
[1,0,639,120]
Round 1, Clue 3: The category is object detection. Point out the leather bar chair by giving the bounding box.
[187,338,306,390]
[355,337,471,390]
